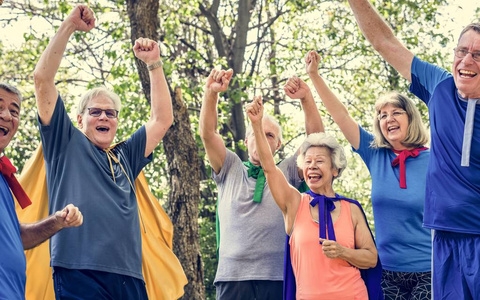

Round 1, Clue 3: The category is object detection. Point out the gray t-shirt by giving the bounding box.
[213,149,301,283]
[39,96,151,280]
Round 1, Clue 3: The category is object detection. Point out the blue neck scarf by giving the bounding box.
[305,190,340,242]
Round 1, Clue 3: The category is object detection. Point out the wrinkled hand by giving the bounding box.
[246,95,263,125]
[133,38,161,65]
[66,5,95,32]
[284,76,311,100]
[55,204,83,229]
[305,50,321,75]
[320,238,345,259]
[205,69,233,93]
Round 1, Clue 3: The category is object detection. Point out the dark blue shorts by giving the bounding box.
[433,230,480,299]
[53,267,148,300]
[215,280,283,300]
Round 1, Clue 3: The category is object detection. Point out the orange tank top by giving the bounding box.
[290,194,368,300]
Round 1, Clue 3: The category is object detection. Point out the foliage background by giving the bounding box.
[0,0,478,298]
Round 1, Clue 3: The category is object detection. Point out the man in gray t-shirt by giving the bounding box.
[200,70,323,299]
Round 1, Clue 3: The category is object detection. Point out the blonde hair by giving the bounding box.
[371,92,429,149]
[77,87,122,116]
[297,132,347,178]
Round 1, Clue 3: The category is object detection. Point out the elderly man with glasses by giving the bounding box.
[33,5,173,299]
[346,0,480,298]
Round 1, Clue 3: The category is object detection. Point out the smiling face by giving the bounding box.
[245,118,281,166]
[453,29,480,99]
[0,89,20,154]
[302,146,338,195]
[77,95,118,149]
[378,104,409,150]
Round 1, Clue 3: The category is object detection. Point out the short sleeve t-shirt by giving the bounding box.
[39,96,151,279]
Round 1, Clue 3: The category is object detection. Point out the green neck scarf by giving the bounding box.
[243,161,265,203]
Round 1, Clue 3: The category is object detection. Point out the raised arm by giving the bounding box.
[284,76,324,135]
[199,69,233,174]
[34,5,95,125]
[306,51,360,149]
[320,204,377,269]
[246,96,301,234]
[133,38,173,157]
[20,204,83,250]
[347,0,414,81]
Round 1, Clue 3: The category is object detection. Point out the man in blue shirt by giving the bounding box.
[0,82,83,300]
[33,5,173,299]
[346,0,480,298]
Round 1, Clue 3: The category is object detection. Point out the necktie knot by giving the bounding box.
[391,147,428,189]
[246,163,262,179]
[306,190,340,242]
[0,156,17,176]
[0,155,31,209]
[243,161,265,203]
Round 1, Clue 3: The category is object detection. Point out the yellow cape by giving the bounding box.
[15,145,187,300]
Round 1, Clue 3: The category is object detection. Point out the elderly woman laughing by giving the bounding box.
[246,95,381,300]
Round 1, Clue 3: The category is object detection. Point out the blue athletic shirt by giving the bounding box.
[0,175,26,299]
[39,96,151,280]
[410,56,480,234]
[353,126,431,272]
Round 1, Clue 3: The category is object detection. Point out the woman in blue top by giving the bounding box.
[290,50,431,299]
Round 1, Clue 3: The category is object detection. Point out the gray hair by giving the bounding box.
[297,132,347,178]
[371,92,429,149]
[0,82,23,104]
[459,23,480,42]
[77,87,121,116]
[245,114,283,142]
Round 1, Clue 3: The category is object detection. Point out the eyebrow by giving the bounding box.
[0,98,21,110]
[11,102,20,110]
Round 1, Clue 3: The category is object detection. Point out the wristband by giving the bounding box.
[147,60,163,71]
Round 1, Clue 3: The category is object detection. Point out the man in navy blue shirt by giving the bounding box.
[345,0,480,298]
[0,82,83,300]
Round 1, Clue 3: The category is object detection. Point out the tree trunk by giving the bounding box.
[126,1,204,299]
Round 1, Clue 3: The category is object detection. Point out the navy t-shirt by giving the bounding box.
[39,96,151,279]
[0,175,26,299]
[410,56,480,234]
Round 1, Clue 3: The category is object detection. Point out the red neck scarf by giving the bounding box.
[391,147,428,189]
[0,156,32,209]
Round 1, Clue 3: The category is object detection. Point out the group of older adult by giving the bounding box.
[1,1,478,299]
[202,0,479,299]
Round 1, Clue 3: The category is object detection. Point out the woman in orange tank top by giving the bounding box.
[246,95,380,299]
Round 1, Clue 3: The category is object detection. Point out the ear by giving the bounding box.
[332,168,339,178]
[275,139,282,151]
[77,114,84,129]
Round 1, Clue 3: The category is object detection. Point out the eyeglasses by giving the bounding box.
[87,107,118,119]
[377,110,406,121]
[454,48,480,62]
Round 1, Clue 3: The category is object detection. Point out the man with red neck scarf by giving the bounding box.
[0,83,82,300]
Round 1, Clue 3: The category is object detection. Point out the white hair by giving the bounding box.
[77,87,122,116]
[297,132,347,178]
[245,114,283,142]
